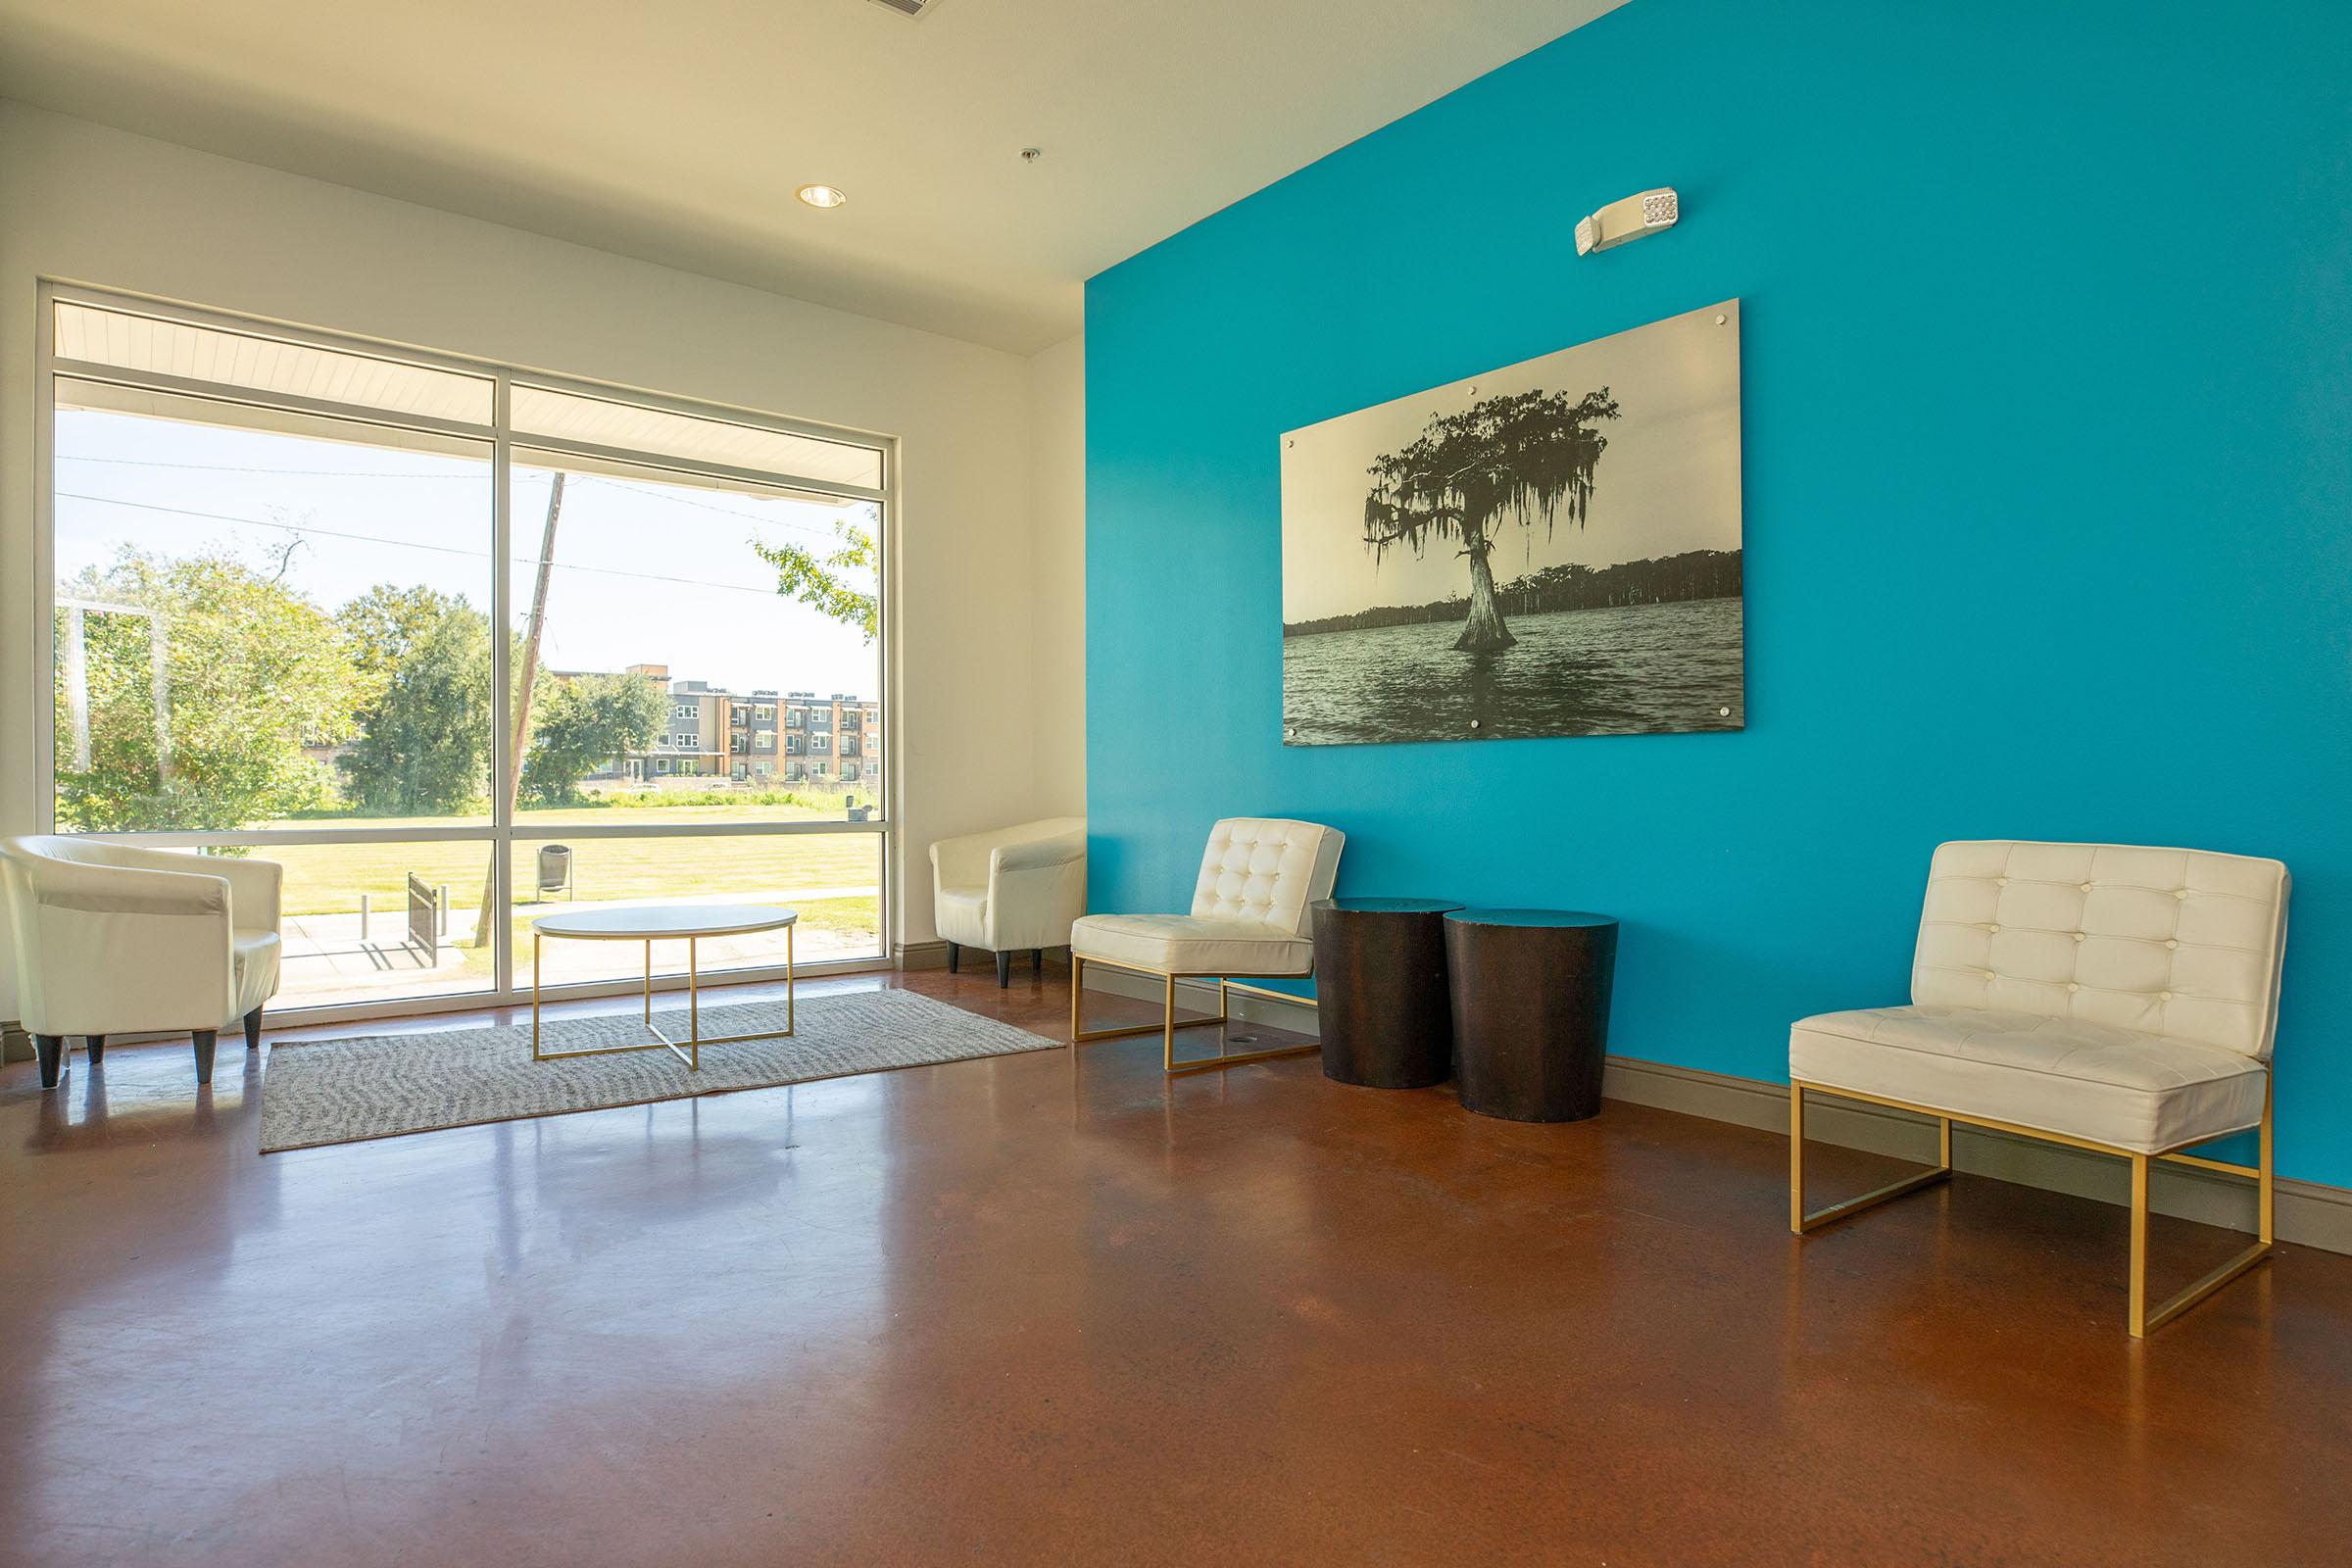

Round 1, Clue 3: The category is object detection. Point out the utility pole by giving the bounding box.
[473,472,564,948]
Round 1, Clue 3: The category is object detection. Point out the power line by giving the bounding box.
[53,492,857,603]
[56,456,865,535]
[48,461,847,540]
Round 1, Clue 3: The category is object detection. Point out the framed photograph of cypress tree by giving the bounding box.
[1280,300,1742,746]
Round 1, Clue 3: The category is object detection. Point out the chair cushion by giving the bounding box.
[232,931,281,1018]
[1790,1004,2266,1154]
[1070,913,1311,976]
[1911,841,2288,1058]
[934,885,988,948]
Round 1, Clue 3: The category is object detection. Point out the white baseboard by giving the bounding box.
[1071,970,2352,1256]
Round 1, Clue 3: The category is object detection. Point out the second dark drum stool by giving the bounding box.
[1444,908,1620,1122]
[1309,898,1464,1088]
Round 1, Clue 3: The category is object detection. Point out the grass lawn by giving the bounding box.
[214,802,886,971]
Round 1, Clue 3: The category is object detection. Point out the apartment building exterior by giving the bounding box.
[775,690,881,786]
[650,671,730,779]
[579,665,880,789]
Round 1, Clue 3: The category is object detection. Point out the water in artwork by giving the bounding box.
[1282,597,1743,746]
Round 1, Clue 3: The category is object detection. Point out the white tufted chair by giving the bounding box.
[1789,840,2289,1337]
[1068,817,1344,1075]
[1,835,283,1090]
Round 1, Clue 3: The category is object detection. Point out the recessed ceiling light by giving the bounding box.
[797,184,848,210]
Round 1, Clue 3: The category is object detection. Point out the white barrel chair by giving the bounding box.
[1,835,283,1089]
[927,816,1088,987]
[1789,840,2289,1337]
[1069,817,1343,1075]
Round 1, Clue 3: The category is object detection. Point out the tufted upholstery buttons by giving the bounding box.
[1186,817,1347,939]
[1074,818,1346,978]
[1801,841,2293,1166]
[1910,840,2292,1060]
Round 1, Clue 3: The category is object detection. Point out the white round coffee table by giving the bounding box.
[529,904,798,1072]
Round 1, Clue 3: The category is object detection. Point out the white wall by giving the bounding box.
[1026,333,1086,818]
[0,99,1085,1009]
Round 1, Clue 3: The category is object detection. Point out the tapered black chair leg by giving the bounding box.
[244,1005,264,1051]
[35,1035,63,1089]
[192,1030,218,1086]
[1032,948,1044,975]
[946,942,959,975]
[996,951,1012,988]
[85,1034,105,1065]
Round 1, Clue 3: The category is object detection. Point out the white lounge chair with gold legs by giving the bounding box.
[1069,817,1343,1076]
[1789,840,2289,1338]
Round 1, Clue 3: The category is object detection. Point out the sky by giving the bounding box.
[53,407,883,701]
[1279,301,1742,623]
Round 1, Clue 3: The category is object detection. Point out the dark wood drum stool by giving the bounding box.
[1444,908,1619,1122]
[1309,898,1464,1088]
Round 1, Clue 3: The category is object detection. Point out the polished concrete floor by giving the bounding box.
[4,968,2348,1566]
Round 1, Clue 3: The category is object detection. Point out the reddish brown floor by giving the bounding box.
[3,968,2348,1567]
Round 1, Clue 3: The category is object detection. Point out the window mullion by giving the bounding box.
[491,372,514,1000]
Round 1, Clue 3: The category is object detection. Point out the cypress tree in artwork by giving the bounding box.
[1361,387,1620,653]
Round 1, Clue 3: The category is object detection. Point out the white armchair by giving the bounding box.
[928,816,1087,987]
[1789,840,2289,1337]
[1,835,283,1089]
[1069,816,1343,1076]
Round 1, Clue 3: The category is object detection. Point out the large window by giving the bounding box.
[40,289,892,1017]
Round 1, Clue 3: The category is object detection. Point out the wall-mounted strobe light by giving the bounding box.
[1575,187,1679,255]
[797,184,849,210]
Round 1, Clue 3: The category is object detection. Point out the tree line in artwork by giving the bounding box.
[1284,548,1742,639]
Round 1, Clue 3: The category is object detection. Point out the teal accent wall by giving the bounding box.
[1083,1,2352,1184]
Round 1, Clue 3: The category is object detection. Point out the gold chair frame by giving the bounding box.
[1789,1077,2274,1338]
[1068,953,1318,1076]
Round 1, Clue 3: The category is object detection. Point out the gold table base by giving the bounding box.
[530,923,795,1073]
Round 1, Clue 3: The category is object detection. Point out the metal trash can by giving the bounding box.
[537,844,572,900]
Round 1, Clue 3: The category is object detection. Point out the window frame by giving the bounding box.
[32,281,899,1026]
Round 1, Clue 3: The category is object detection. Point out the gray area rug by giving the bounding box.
[260,989,1059,1152]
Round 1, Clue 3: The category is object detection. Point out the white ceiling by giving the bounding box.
[0,0,1626,354]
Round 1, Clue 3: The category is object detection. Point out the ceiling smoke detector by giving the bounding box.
[865,0,945,16]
